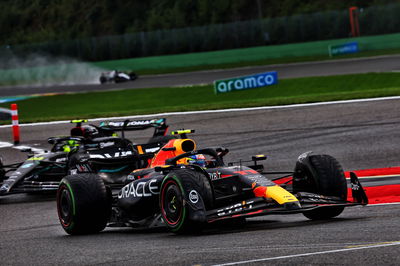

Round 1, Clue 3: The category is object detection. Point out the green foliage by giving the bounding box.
[1,0,399,45]
[1,0,400,63]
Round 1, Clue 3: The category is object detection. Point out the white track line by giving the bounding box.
[0,96,400,128]
[212,241,400,266]
[0,141,46,153]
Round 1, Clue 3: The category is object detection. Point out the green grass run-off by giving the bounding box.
[91,33,400,75]
[2,32,400,86]
[1,72,400,123]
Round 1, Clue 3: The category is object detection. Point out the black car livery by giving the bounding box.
[56,138,368,235]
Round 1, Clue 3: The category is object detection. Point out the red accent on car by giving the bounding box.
[234,170,258,175]
[149,139,179,167]
[253,186,267,197]
[220,174,233,178]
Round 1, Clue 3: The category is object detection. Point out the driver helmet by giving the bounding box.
[82,125,99,139]
[70,125,98,139]
[62,140,80,153]
[186,154,206,167]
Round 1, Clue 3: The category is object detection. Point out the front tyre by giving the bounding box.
[57,174,111,235]
[160,169,213,234]
[293,154,347,220]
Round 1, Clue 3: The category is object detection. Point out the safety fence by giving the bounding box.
[1,3,400,65]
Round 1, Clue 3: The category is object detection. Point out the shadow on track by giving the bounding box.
[55,216,368,238]
[0,193,55,205]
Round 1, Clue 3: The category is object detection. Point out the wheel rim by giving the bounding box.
[57,185,73,227]
[161,180,183,226]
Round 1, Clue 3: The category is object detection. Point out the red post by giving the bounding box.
[349,7,360,37]
[11,103,20,145]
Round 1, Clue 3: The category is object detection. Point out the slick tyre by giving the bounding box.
[57,174,111,235]
[160,169,213,234]
[293,154,347,220]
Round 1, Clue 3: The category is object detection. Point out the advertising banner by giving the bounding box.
[329,42,359,56]
[214,71,278,94]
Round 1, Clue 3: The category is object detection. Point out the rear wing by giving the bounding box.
[99,118,167,131]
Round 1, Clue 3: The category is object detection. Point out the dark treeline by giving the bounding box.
[1,0,397,46]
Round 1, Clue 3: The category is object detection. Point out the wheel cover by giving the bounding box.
[161,180,183,226]
[57,185,73,227]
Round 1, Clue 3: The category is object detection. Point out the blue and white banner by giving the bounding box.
[214,71,278,94]
[329,42,359,57]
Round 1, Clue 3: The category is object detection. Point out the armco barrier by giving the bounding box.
[214,71,278,94]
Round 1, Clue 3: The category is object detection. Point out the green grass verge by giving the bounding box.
[1,72,400,123]
[91,33,400,75]
[133,48,400,75]
[2,33,400,86]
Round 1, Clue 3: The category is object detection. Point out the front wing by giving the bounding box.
[0,180,59,196]
[206,171,368,223]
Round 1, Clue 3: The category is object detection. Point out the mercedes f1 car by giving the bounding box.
[99,70,137,84]
[56,137,368,235]
[0,118,174,197]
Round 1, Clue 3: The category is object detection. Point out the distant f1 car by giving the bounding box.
[56,137,368,235]
[0,118,173,197]
[99,70,137,84]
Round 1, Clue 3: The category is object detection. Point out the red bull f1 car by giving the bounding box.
[56,137,368,235]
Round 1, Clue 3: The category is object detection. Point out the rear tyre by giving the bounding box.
[129,72,137,81]
[57,174,111,235]
[293,154,347,220]
[160,169,213,234]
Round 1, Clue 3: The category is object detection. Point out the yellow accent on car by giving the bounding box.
[137,145,144,154]
[28,157,45,161]
[171,129,194,135]
[159,165,173,168]
[173,139,196,154]
[265,185,299,205]
[70,119,88,123]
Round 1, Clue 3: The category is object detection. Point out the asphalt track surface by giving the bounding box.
[1,96,400,265]
[1,54,400,97]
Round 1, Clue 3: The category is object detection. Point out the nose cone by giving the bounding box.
[283,201,301,210]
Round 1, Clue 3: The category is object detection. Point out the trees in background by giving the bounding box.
[1,0,396,45]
